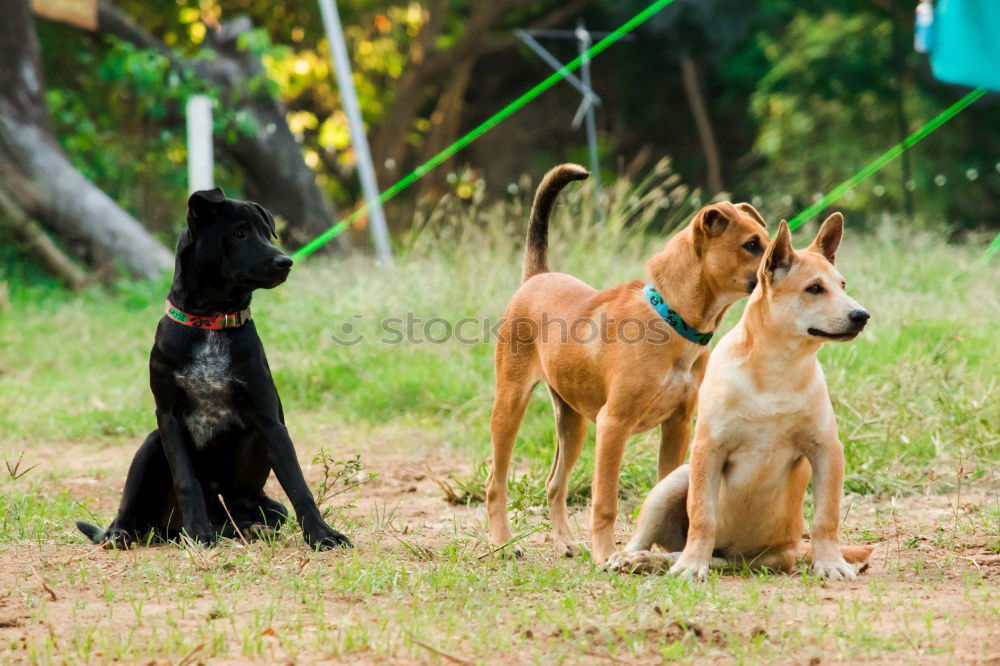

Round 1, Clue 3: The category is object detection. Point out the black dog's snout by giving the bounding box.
[272,255,293,270]
[848,309,870,325]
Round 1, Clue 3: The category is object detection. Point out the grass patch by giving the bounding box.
[2,188,997,495]
[0,179,997,662]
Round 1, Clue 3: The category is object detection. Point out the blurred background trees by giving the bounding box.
[2,0,998,284]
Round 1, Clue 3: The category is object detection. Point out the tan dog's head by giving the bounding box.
[758,213,869,342]
[651,202,770,297]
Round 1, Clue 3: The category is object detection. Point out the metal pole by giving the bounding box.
[576,20,602,223]
[514,29,600,108]
[317,0,394,266]
[186,95,214,193]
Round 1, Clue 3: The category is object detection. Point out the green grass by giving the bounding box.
[2,186,997,494]
[0,181,998,663]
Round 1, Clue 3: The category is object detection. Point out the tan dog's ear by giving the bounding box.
[807,212,844,264]
[736,202,767,229]
[762,220,793,281]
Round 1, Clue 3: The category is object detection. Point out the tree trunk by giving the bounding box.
[416,60,475,200]
[93,3,349,253]
[890,11,914,217]
[680,54,723,196]
[0,0,172,280]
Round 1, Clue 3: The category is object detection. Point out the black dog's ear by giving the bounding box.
[187,188,226,235]
[251,202,277,239]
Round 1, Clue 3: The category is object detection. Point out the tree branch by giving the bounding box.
[0,188,90,289]
[96,1,173,56]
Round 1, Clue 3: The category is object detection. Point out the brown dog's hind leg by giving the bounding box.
[486,362,537,551]
[546,388,588,557]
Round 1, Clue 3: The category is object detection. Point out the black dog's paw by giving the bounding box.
[101,527,135,550]
[183,525,219,547]
[305,526,352,551]
[239,522,277,541]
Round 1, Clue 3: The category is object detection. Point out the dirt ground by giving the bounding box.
[1,436,998,664]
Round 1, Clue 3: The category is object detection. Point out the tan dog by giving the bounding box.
[485,164,770,564]
[606,215,873,580]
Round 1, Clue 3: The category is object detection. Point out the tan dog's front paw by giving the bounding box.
[591,542,618,567]
[812,558,857,581]
[604,550,678,574]
[669,555,711,580]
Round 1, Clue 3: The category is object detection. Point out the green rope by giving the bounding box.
[293,0,680,260]
[292,5,994,264]
[787,87,987,231]
[976,232,1000,265]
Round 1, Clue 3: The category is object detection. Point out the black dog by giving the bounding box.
[77,188,350,550]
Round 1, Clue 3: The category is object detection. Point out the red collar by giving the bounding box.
[165,299,252,330]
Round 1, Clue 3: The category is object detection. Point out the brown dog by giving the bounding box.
[485,164,770,564]
[607,216,873,580]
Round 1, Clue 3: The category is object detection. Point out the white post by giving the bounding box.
[186,95,214,193]
[576,20,602,223]
[317,0,394,267]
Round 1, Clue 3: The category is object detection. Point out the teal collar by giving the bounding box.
[643,283,713,346]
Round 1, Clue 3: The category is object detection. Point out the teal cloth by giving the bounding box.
[931,0,1000,92]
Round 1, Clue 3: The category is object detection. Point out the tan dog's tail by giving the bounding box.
[522,164,589,282]
[803,542,875,565]
[837,544,875,564]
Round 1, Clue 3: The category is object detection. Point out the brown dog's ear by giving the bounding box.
[700,203,736,237]
[762,219,794,281]
[807,212,843,264]
[187,187,226,236]
[736,202,767,229]
[693,203,739,253]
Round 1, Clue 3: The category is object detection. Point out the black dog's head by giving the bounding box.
[171,189,292,310]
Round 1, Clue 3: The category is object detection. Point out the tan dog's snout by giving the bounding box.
[847,307,870,330]
[807,304,869,340]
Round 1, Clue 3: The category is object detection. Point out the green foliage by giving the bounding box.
[748,12,899,216]
[724,2,1000,227]
[313,451,377,520]
[6,0,993,278]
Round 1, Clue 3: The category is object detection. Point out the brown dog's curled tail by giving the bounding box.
[522,164,589,282]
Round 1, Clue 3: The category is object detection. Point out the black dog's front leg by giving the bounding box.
[157,410,216,545]
[259,418,351,550]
